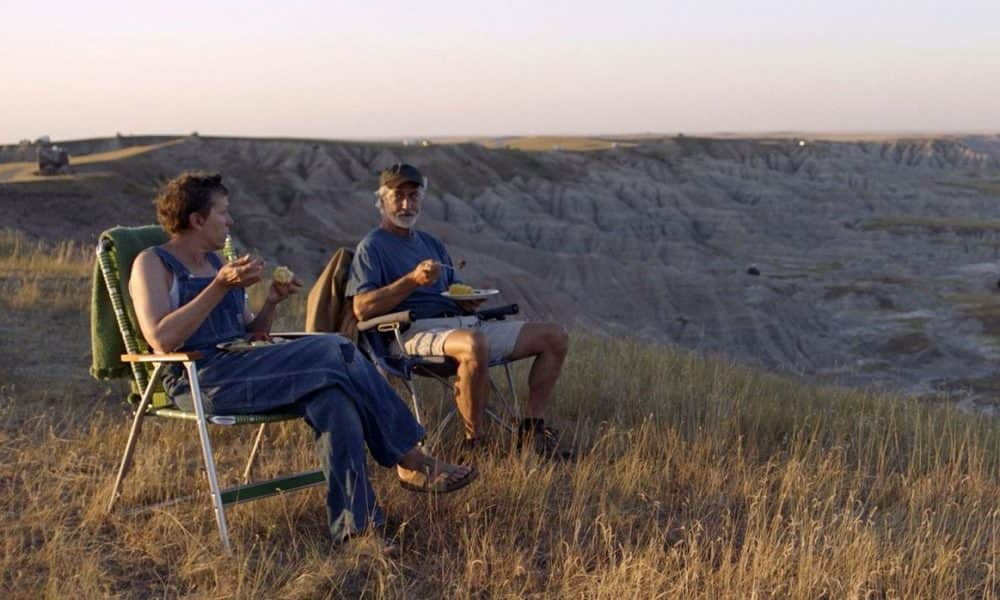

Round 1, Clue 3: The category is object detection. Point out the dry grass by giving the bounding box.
[0,229,91,312]
[2,235,999,598]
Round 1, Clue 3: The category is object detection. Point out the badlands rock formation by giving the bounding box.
[3,134,1000,408]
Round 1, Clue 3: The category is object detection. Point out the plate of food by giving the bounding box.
[216,337,291,352]
[441,283,500,301]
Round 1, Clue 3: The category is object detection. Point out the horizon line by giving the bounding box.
[4,129,1000,147]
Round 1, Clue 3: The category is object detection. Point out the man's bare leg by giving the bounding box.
[508,323,570,418]
[442,329,490,438]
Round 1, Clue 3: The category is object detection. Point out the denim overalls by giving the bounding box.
[153,247,425,541]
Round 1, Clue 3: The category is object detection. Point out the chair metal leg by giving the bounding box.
[440,379,450,410]
[400,361,523,446]
[431,409,457,443]
[185,361,232,555]
[403,378,422,425]
[488,377,516,423]
[487,363,522,428]
[107,362,166,514]
[503,362,520,420]
[406,375,454,450]
[485,407,514,433]
[242,423,267,483]
[418,410,455,452]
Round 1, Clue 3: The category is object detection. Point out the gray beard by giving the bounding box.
[385,211,419,229]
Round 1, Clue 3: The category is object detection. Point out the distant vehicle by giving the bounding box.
[36,144,71,176]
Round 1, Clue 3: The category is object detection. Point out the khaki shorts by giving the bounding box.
[393,316,525,364]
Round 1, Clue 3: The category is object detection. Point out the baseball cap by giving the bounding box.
[379,163,424,188]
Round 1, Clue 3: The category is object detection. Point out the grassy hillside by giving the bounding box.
[1,232,998,598]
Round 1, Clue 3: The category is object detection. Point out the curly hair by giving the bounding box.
[155,172,229,234]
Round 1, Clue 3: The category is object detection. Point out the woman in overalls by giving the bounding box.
[129,172,476,549]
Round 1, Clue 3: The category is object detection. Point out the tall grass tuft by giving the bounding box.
[0,228,91,278]
[0,229,91,311]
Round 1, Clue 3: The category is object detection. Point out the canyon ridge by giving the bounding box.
[3,133,1000,411]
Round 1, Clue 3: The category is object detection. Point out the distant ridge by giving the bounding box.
[3,133,1000,409]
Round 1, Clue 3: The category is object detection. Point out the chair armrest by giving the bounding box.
[357,310,414,332]
[122,352,203,363]
[476,304,519,321]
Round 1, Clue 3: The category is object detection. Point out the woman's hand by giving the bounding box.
[266,276,303,305]
[215,255,264,288]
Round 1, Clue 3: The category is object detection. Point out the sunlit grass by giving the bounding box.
[0,229,90,311]
[2,235,999,598]
[0,229,91,277]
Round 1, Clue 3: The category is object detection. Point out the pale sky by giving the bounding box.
[1,0,998,143]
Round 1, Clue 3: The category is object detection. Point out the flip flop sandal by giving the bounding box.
[399,464,478,494]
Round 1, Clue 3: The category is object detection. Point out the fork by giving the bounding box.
[436,259,466,271]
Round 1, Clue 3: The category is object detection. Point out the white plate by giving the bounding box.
[441,288,500,301]
[216,337,290,352]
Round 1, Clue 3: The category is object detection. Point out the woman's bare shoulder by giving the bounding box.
[131,247,171,287]
[133,247,162,271]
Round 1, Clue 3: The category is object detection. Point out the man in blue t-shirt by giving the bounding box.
[347,163,574,460]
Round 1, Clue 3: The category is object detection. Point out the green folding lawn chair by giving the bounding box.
[91,225,324,554]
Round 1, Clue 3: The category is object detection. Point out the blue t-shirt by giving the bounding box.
[347,228,462,319]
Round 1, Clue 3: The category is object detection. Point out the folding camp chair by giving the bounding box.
[356,305,523,448]
[93,225,324,554]
[304,246,522,446]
